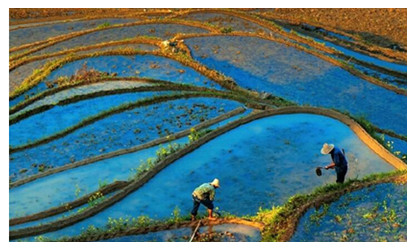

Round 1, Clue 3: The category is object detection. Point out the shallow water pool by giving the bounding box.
[185,36,407,135]
[10,54,222,108]
[40,113,395,239]
[10,97,242,180]
[30,23,209,56]
[291,182,407,242]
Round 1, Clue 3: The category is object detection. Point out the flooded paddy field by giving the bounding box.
[291,182,406,242]
[9,8,406,242]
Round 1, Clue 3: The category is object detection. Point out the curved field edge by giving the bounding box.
[9,81,241,124]
[57,219,264,242]
[9,90,257,153]
[10,181,129,226]
[254,10,406,63]
[9,9,174,27]
[9,107,246,190]
[9,106,406,240]
[10,77,174,115]
[9,108,245,227]
[9,85,276,154]
[9,37,163,71]
[257,170,406,241]
[175,8,406,64]
[9,49,254,101]
[36,170,406,242]
[10,9,406,64]
[175,32,406,95]
[10,34,405,109]
[10,27,406,96]
[9,18,217,56]
[9,53,407,147]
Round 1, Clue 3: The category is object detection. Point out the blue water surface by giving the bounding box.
[10,91,172,146]
[185,36,407,135]
[9,108,248,229]
[9,54,223,108]
[38,114,395,239]
[377,133,407,156]
[9,137,187,218]
[291,182,407,242]
[352,63,406,89]
[10,97,242,180]
[11,80,155,117]
[280,25,406,73]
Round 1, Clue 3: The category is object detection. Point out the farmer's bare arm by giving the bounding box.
[325,162,335,169]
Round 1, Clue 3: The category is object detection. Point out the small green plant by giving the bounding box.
[220,27,233,33]
[88,191,105,207]
[35,235,51,242]
[188,127,200,142]
[38,164,45,172]
[18,168,28,174]
[80,225,101,238]
[309,204,330,225]
[97,22,111,29]
[98,180,108,189]
[334,215,343,223]
[156,142,182,160]
[107,217,130,233]
[74,184,81,198]
[171,206,181,223]
[32,68,41,75]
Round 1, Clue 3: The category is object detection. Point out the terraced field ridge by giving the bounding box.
[9,8,406,242]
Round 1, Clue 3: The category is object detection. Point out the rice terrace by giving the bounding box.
[8,8,407,242]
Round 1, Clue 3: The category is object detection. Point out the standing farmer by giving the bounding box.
[191,178,220,221]
[321,143,348,183]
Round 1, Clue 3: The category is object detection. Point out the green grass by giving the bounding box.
[34,170,405,242]
[97,22,111,29]
[253,170,405,241]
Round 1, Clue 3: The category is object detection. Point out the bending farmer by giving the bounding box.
[321,143,348,183]
[191,178,220,221]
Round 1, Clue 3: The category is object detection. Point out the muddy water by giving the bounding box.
[30,23,209,56]
[10,18,140,48]
[39,113,394,239]
[185,12,274,35]
[9,58,54,93]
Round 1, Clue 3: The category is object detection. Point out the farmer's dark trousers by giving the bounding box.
[336,167,348,183]
[191,195,214,216]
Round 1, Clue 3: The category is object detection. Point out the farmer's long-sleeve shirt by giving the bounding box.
[330,146,348,173]
[192,183,215,201]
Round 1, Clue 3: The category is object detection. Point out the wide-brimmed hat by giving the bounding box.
[321,143,334,155]
[211,178,220,188]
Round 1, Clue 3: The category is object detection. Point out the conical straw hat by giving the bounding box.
[211,178,220,188]
[321,143,334,155]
